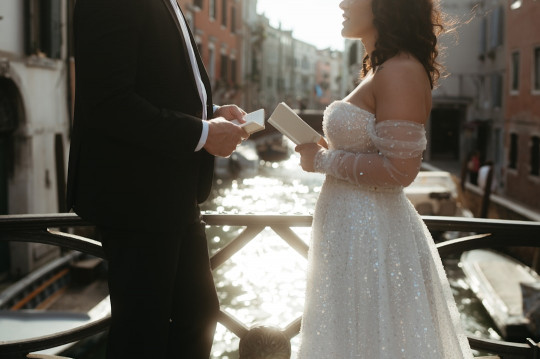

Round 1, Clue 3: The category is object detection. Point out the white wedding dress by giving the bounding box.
[297,101,473,358]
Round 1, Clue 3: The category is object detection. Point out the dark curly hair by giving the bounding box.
[362,0,445,88]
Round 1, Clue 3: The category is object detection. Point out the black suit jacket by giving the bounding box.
[66,0,215,231]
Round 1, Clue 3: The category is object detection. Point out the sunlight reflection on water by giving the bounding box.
[204,151,322,358]
[203,147,497,359]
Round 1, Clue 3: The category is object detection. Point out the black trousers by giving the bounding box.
[98,218,219,359]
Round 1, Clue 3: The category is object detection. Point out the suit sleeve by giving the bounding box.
[74,0,202,159]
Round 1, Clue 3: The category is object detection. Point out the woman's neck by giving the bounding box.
[361,37,375,59]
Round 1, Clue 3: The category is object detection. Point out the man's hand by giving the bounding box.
[213,104,247,123]
[204,117,249,157]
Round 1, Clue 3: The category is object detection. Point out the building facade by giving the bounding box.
[178,0,244,106]
[290,38,317,110]
[314,48,343,110]
[180,0,344,113]
[468,0,506,184]
[253,16,344,113]
[340,39,365,98]
[431,0,506,183]
[257,17,296,111]
[0,0,74,276]
[504,0,540,209]
[431,0,481,165]
[240,0,263,112]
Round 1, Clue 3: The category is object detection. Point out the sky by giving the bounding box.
[256,0,345,51]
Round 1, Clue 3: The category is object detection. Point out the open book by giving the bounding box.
[231,109,265,134]
[268,102,322,145]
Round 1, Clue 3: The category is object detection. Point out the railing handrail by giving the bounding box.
[1,213,540,358]
[2,212,539,232]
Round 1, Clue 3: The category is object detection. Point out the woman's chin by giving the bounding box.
[341,25,358,39]
[341,30,356,39]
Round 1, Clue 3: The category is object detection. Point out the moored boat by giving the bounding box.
[460,249,540,341]
[0,252,110,355]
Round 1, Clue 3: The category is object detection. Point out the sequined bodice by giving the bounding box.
[323,101,378,154]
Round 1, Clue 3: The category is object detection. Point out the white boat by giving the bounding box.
[0,296,110,355]
[0,252,110,355]
[406,171,472,217]
[460,249,540,341]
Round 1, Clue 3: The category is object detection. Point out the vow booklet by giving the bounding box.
[232,109,265,134]
[268,102,322,145]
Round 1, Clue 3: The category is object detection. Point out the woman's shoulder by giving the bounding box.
[374,53,428,84]
[372,53,432,124]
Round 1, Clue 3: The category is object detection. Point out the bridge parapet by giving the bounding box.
[1,214,539,358]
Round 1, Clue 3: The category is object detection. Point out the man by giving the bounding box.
[66,0,249,357]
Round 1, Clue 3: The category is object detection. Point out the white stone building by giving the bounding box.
[0,0,73,276]
[432,0,505,185]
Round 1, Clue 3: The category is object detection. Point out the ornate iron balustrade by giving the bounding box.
[0,213,540,358]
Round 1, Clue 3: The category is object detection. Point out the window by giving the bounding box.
[209,0,216,20]
[208,46,216,83]
[509,133,518,169]
[231,7,236,33]
[495,128,503,168]
[302,56,309,70]
[194,0,203,9]
[511,51,520,93]
[220,54,228,81]
[532,136,540,176]
[301,75,309,91]
[250,50,259,82]
[534,47,540,92]
[231,58,237,84]
[489,6,504,51]
[25,0,62,59]
[491,73,503,108]
[277,78,284,91]
[221,0,227,27]
[479,18,487,59]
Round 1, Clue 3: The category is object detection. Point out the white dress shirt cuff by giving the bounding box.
[195,120,209,152]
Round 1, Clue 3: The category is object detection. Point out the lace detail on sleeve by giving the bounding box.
[367,120,427,159]
[314,119,427,187]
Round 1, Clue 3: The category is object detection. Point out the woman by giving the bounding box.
[295,0,473,357]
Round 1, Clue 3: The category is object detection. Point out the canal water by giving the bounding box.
[201,143,500,358]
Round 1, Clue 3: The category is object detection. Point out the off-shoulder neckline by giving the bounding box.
[332,100,425,128]
[333,100,375,117]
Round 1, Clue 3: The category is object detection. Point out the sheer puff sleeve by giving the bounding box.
[314,120,427,187]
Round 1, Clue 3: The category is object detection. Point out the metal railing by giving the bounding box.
[1,213,540,358]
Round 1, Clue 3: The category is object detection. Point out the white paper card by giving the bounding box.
[231,109,265,134]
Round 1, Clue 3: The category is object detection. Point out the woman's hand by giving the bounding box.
[295,137,328,172]
[317,137,329,149]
